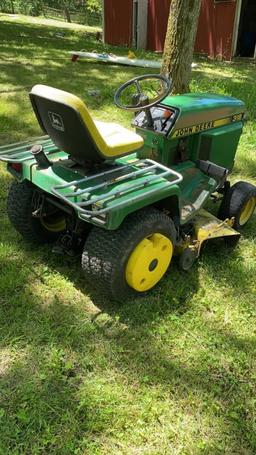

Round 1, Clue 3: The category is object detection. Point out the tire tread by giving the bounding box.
[218,181,256,229]
[82,207,177,299]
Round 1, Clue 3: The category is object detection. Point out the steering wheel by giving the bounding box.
[114,74,172,112]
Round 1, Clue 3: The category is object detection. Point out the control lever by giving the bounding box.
[161,110,172,131]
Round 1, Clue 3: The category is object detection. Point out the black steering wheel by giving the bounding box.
[114,74,172,112]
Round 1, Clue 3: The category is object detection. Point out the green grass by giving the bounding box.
[0,13,256,455]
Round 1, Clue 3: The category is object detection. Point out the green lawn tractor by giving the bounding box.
[1,74,255,300]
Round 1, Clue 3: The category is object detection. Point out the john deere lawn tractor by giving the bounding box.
[1,74,255,299]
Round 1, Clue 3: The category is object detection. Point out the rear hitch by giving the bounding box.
[52,231,84,259]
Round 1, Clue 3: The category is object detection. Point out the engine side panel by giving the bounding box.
[190,122,243,171]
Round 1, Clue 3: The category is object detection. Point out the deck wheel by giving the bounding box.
[239,196,256,226]
[218,181,256,230]
[179,247,198,272]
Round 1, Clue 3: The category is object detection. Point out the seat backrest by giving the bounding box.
[30,85,108,165]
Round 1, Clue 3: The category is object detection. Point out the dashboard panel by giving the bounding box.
[132,106,178,136]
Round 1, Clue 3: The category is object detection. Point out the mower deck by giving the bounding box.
[192,208,240,254]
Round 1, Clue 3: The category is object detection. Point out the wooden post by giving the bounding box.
[231,0,242,58]
[64,6,71,23]
[132,0,138,47]
[10,0,15,14]
[137,0,148,49]
[102,0,105,43]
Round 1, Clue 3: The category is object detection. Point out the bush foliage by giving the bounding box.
[0,0,102,16]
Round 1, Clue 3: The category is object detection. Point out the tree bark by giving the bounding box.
[10,0,15,14]
[161,0,201,94]
[64,6,72,23]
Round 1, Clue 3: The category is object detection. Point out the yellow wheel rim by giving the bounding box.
[239,197,256,226]
[41,216,66,233]
[125,233,173,292]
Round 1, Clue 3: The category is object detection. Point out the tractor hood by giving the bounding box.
[162,93,246,138]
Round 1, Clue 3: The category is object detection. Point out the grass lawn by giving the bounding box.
[0,13,256,455]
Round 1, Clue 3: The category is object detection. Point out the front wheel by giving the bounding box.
[7,180,66,243]
[218,181,256,230]
[81,207,177,300]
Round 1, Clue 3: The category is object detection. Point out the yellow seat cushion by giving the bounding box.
[30,85,144,159]
[94,120,144,156]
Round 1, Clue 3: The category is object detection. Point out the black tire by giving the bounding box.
[81,207,177,300]
[218,181,256,230]
[7,180,66,243]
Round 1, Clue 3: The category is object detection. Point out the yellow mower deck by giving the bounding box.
[192,209,240,255]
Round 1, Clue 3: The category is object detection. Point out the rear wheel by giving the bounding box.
[81,207,177,300]
[218,181,256,230]
[7,180,66,243]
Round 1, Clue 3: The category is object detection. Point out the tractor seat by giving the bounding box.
[29,85,144,166]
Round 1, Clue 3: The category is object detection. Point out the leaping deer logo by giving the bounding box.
[48,112,65,132]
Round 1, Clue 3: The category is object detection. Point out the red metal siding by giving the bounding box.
[104,0,236,60]
[215,1,236,60]
[195,0,236,60]
[104,0,133,46]
[147,0,170,51]
[195,0,216,57]
[147,0,236,59]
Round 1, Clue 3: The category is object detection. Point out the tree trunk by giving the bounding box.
[10,0,15,14]
[161,0,201,94]
[64,6,72,23]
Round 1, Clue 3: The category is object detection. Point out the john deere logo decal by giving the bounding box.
[172,113,244,138]
[48,112,65,132]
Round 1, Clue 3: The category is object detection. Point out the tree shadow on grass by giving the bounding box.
[0,227,256,453]
[0,256,255,453]
[203,223,256,290]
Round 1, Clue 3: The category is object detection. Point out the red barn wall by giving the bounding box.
[104,0,237,60]
[195,0,216,58]
[104,0,133,46]
[195,0,237,60]
[147,0,170,51]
